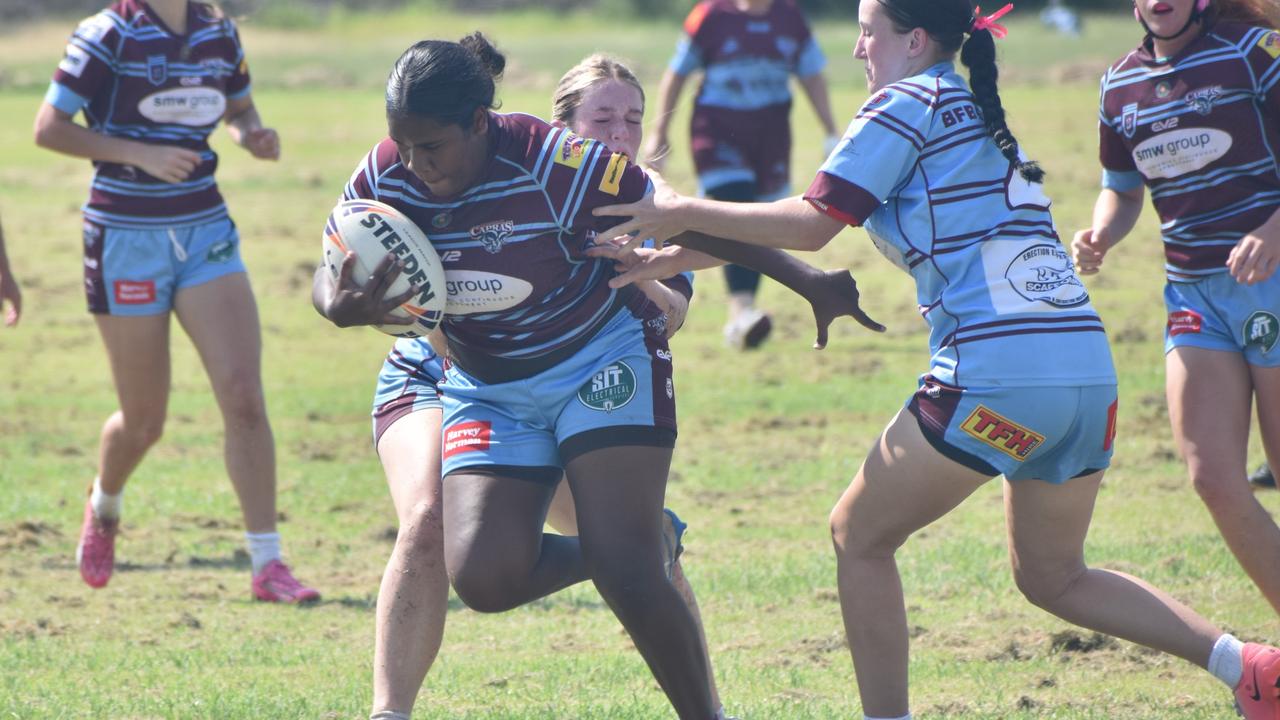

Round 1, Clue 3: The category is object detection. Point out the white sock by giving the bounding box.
[370,712,410,720]
[1208,633,1245,689]
[245,531,281,575]
[90,477,122,521]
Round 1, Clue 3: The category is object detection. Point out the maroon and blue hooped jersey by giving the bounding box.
[44,0,251,229]
[670,0,825,112]
[343,112,672,367]
[1098,23,1280,280]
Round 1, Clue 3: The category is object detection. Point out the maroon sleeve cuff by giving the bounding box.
[659,274,693,300]
[803,171,880,228]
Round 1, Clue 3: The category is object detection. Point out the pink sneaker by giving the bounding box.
[76,498,117,589]
[252,559,320,604]
[1236,643,1280,719]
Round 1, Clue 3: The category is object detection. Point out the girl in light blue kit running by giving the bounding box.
[593,1,1280,717]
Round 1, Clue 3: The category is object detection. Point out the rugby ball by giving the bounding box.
[321,199,446,338]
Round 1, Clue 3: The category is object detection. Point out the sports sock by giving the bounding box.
[1208,633,1244,689]
[370,712,410,720]
[245,531,281,575]
[864,715,912,720]
[90,477,122,521]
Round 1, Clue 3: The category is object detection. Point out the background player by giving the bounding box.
[644,0,840,349]
[0,208,21,328]
[1073,0,1280,616]
[33,0,317,602]
[593,2,1280,718]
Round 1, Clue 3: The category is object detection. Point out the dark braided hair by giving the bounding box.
[386,32,506,128]
[876,0,1044,182]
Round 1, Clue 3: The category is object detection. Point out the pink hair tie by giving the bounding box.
[971,3,1014,39]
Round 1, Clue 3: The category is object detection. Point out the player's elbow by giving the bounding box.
[791,225,833,252]
[32,106,61,150]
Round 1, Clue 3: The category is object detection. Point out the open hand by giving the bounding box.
[804,269,885,349]
[322,252,418,328]
[593,170,687,253]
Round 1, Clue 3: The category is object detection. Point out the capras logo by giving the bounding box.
[470,220,514,254]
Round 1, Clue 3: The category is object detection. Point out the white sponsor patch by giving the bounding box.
[443,270,532,315]
[982,241,1089,314]
[137,87,226,126]
[1131,127,1232,179]
[59,44,90,78]
[77,13,114,43]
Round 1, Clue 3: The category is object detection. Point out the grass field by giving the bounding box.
[1,8,1277,719]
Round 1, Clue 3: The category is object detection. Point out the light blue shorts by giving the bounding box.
[907,375,1117,483]
[438,308,677,483]
[82,216,246,315]
[1164,272,1280,367]
[371,338,445,447]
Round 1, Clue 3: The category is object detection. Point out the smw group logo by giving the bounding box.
[578,361,637,413]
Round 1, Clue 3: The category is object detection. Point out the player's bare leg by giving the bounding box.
[1252,364,1280,495]
[175,272,275,534]
[176,273,316,601]
[829,410,990,718]
[1003,471,1221,665]
[545,477,723,711]
[95,313,172,495]
[372,409,448,717]
[1167,347,1280,614]
[566,444,714,720]
[80,313,171,586]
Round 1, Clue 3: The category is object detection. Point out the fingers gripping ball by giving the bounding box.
[322,199,446,337]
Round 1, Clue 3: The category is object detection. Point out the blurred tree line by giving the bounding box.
[0,0,1120,23]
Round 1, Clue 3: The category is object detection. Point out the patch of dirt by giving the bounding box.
[1,617,67,639]
[0,520,63,551]
[1049,629,1117,654]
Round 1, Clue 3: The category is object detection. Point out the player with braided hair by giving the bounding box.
[593,1,1280,717]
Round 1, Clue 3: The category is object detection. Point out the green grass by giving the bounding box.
[0,8,1277,719]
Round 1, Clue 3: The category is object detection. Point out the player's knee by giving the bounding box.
[396,501,444,556]
[829,505,897,559]
[216,371,268,427]
[583,543,661,600]
[119,411,166,448]
[1190,467,1251,509]
[449,569,523,613]
[1012,561,1083,611]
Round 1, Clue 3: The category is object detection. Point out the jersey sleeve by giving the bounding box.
[1096,74,1142,191]
[1246,27,1280,119]
[44,12,119,116]
[669,2,712,75]
[342,140,399,202]
[803,86,931,226]
[224,19,252,101]
[795,37,826,78]
[547,132,652,236]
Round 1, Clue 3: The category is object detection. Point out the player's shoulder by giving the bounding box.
[71,4,128,46]
[190,2,240,37]
[490,111,596,174]
[359,138,405,182]
[683,0,724,36]
[1209,21,1271,46]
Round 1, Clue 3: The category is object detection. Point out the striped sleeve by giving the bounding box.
[1096,74,1140,187]
[342,140,398,202]
[804,84,931,225]
[224,19,252,101]
[46,11,119,115]
[547,131,651,236]
[795,37,826,78]
[1247,27,1280,116]
[670,2,711,75]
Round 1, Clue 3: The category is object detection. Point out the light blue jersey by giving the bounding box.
[804,63,1116,389]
